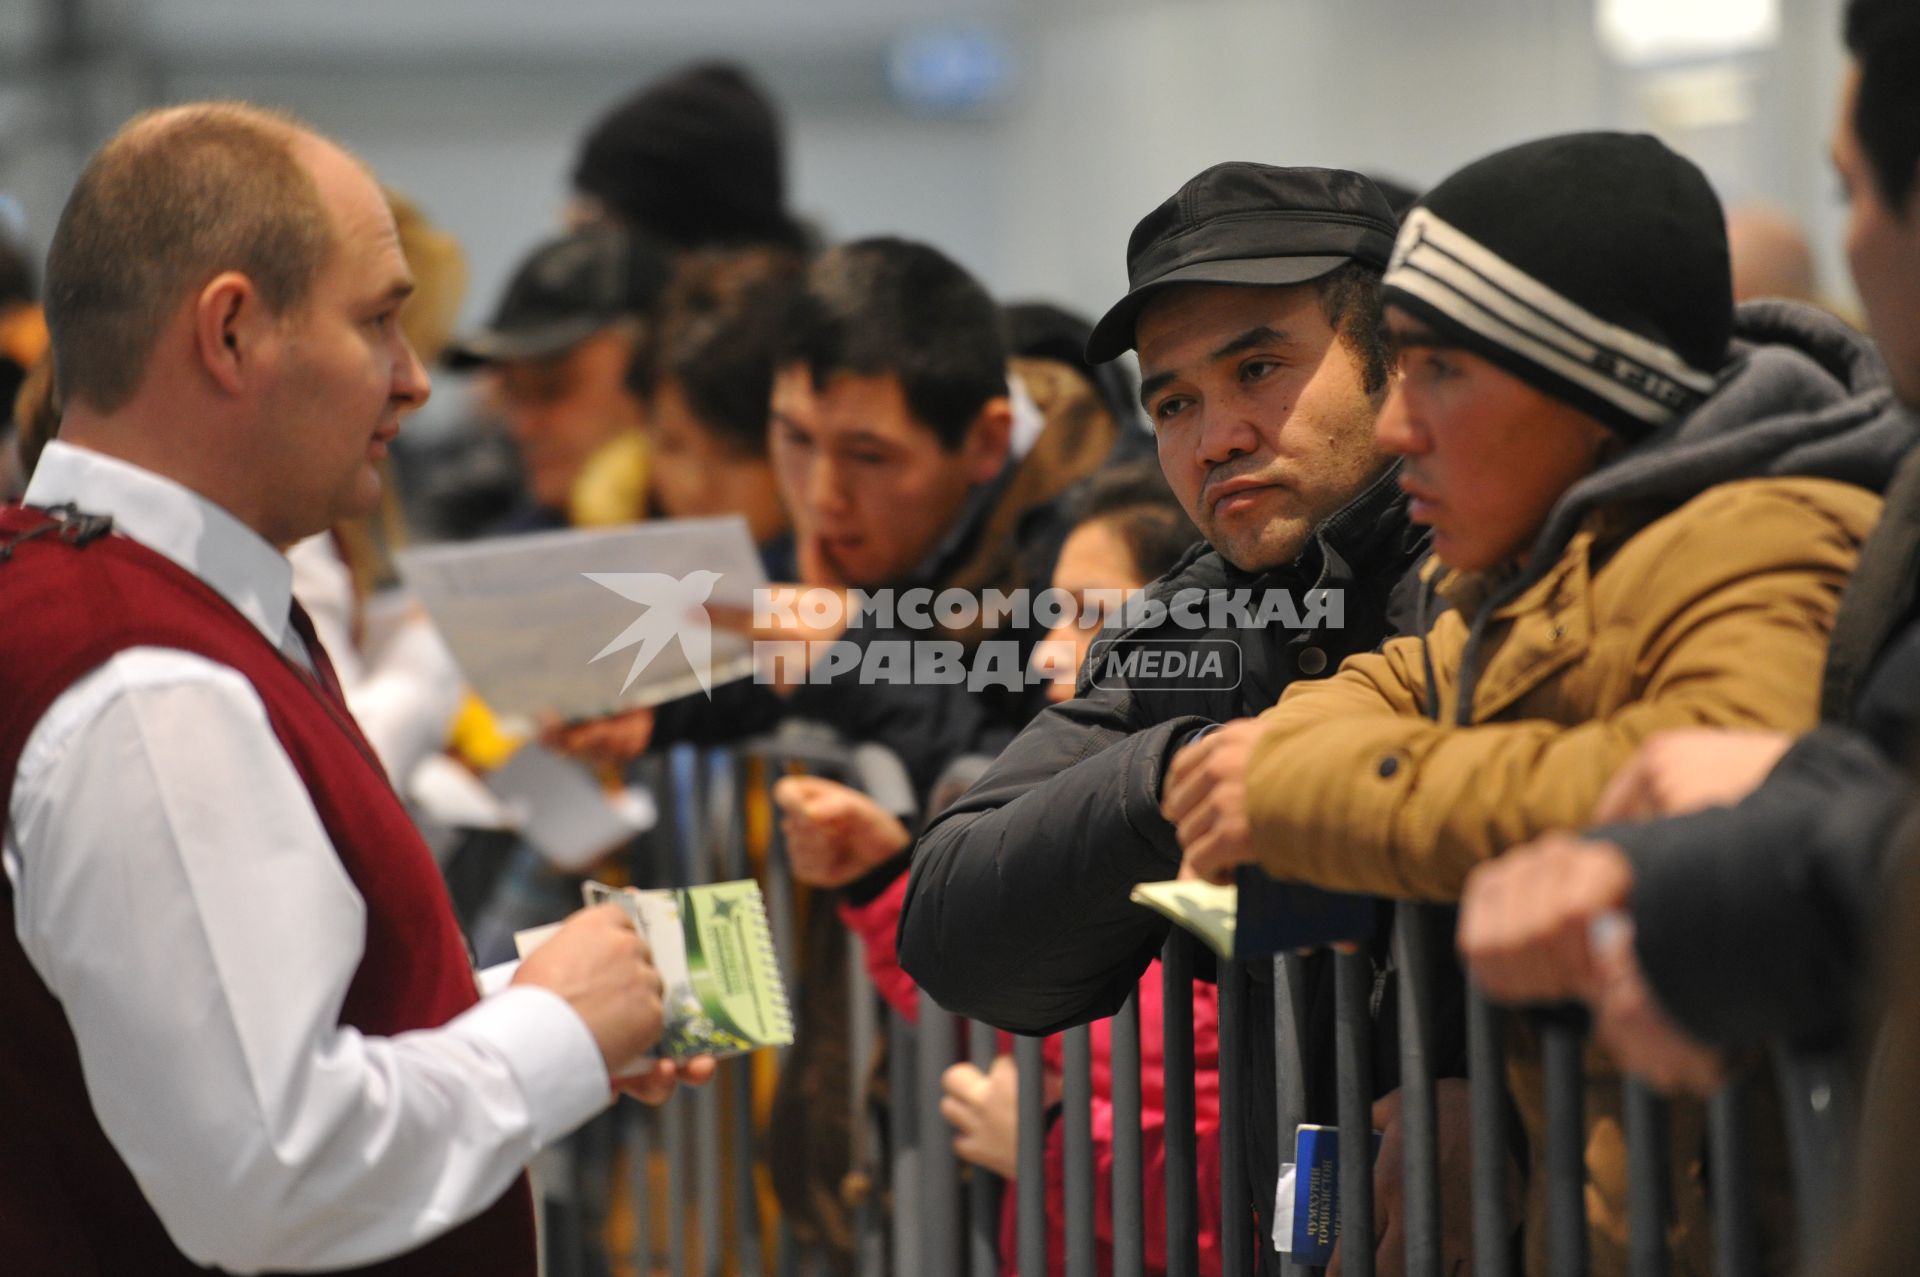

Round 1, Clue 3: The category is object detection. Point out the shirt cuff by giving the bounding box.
[448,984,610,1147]
[475,960,519,998]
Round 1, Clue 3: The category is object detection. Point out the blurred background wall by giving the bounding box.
[0,0,1856,333]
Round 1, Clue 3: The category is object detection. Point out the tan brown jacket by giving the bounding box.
[1245,475,1883,1276]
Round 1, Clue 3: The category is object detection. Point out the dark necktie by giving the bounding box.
[288,598,351,714]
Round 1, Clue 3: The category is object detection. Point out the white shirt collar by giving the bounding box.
[23,440,294,650]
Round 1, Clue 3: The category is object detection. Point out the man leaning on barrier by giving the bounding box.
[1167,131,1917,1276]
[1452,5,1920,1272]
[0,104,711,1276]
[899,164,1469,1273]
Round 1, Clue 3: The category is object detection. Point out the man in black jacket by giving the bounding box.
[1457,0,1920,1095]
[899,165,1460,1271]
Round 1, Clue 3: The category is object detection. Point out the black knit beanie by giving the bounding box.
[572,62,802,250]
[1383,132,1732,438]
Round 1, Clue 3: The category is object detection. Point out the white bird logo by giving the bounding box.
[584,570,726,698]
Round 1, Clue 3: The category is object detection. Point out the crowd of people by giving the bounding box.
[3,1,1920,1274]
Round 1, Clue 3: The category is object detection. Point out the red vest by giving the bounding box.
[0,503,538,1276]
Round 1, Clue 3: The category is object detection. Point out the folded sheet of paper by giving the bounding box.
[397,516,767,732]
[515,879,795,1061]
[1131,870,1375,958]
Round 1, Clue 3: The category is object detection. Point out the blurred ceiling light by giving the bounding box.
[1596,0,1780,66]
[887,27,1016,115]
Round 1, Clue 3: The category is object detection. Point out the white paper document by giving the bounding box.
[488,744,659,871]
[397,516,768,730]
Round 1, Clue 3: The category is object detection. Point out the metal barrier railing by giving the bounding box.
[528,744,1855,1277]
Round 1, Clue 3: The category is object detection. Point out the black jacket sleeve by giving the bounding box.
[1602,723,1911,1050]
[897,683,1213,1034]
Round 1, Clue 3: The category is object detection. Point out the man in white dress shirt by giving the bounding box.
[0,103,698,1275]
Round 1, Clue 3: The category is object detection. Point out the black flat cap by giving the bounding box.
[1086,163,1399,363]
[445,225,670,369]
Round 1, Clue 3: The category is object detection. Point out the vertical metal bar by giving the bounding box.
[1062,1024,1097,1277]
[663,752,697,1277]
[775,1221,799,1277]
[550,1203,584,1277]
[920,1007,963,1277]
[1624,1080,1671,1277]
[1273,955,1313,1277]
[1219,959,1251,1275]
[850,943,885,1277]
[548,1146,585,1277]
[666,1093,691,1277]
[716,752,764,1277]
[891,1008,924,1274]
[967,1020,1004,1277]
[1110,992,1146,1277]
[1394,907,1442,1277]
[668,743,703,883]
[1334,948,1376,1277]
[1540,1017,1590,1277]
[1708,1080,1758,1277]
[890,1006,926,1270]
[1015,1033,1049,1277]
[664,743,701,1277]
[1162,937,1201,1277]
[1772,1045,1856,1263]
[627,1107,655,1277]
[684,753,721,1276]
[1467,989,1512,1277]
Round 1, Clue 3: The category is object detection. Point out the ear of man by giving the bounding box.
[959,394,1014,484]
[193,270,275,398]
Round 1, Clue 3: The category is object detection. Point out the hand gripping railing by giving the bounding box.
[535,748,1858,1277]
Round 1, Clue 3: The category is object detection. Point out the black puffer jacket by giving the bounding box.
[898,463,1464,1269]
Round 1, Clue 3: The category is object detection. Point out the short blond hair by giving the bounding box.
[44,102,333,412]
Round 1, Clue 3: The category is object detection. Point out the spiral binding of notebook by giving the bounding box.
[735,884,796,1048]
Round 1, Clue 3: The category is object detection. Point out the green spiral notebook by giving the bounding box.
[516,879,795,1060]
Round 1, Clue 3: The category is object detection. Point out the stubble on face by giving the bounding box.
[270,135,421,540]
[1135,283,1387,575]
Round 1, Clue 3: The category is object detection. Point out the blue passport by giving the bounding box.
[1286,1124,1382,1266]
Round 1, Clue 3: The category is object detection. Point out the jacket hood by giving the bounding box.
[1480,299,1918,608]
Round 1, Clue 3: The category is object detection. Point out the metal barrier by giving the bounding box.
[528,746,1856,1277]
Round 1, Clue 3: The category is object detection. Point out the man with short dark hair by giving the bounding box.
[0,102,696,1276]
[631,236,1117,799]
[898,165,1447,1273]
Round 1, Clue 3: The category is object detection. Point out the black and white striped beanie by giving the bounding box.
[1383,132,1732,438]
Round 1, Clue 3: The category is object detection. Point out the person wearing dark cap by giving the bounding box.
[570,61,805,251]
[901,164,1464,1273]
[1167,132,1911,1276]
[449,223,670,530]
